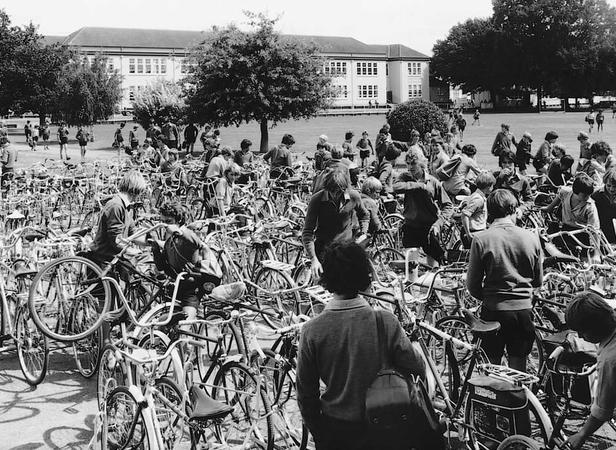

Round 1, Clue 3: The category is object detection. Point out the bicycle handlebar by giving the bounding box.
[548,346,597,377]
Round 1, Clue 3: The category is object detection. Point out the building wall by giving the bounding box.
[80,47,426,110]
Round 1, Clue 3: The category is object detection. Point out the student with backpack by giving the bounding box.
[76,126,90,163]
[296,240,427,450]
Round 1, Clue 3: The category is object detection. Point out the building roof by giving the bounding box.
[56,26,428,59]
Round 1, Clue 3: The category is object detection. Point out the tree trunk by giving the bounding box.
[536,85,542,113]
[563,97,570,112]
[259,118,268,153]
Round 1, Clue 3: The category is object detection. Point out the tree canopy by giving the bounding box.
[53,56,122,126]
[185,12,334,151]
[432,0,616,109]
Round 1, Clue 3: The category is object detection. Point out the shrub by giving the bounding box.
[387,99,449,142]
[132,81,187,129]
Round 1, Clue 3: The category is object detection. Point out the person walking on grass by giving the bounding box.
[586,110,596,133]
[76,126,90,163]
[41,124,50,150]
[57,122,70,161]
[30,125,39,151]
[472,109,480,126]
[596,109,605,132]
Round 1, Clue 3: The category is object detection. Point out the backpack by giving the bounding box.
[365,311,444,449]
[435,156,462,181]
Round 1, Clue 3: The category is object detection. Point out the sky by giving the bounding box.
[1,0,501,55]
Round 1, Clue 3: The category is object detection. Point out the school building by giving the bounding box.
[51,27,431,111]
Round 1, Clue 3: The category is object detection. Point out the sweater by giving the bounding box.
[466,220,543,311]
[296,297,425,433]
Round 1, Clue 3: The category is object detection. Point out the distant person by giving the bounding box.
[442,144,482,197]
[146,119,161,142]
[114,122,125,156]
[342,131,356,161]
[472,109,481,126]
[375,124,391,161]
[76,126,90,163]
[162,118,180,149]
[41,124,51,150]
[612,103,616,118]
[24,120,32,145]
[355,130,374,168]
[515,132,533,175]
[596,110,605,132]
[264,134,295,180]
[586,110,596,133]
[205,146,233,179]
[183,123,198,154]
[533,131,559,174]
[57,122,71,161]
[30,125,39,151]
[129,125,139,152]
[0,137,17,185]
[455,113,467,139]
[314,135,332,171]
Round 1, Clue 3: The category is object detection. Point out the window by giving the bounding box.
[408,84,422,98]
[160,59,167,74]
[137,58,144,74]
[323,61,347,77]
[129,58,135,74]
[128,87,135,102]
[408,62,422,76]
[332,85,348,98]
[358,85,378,98]
[356,62,378,76]
[153,58,159,74]
[145,58,152,74]
[181,59,194,74]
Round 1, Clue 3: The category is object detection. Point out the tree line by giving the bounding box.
[431,0,616,111]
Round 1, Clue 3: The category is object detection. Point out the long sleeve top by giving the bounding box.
[302,189,369,260]
[393,171,452,228]
[297,298,425,434]
[466,220,543,311]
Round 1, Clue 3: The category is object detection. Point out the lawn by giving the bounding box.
[9,111,614,169]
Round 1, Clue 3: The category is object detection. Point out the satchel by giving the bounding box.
[435,156,462,181]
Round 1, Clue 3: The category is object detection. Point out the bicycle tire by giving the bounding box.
[15,305,48,386]
[211,361,274,450]
[105,385,148,450]
[153,376,185,449]
[197,310,246,383]
[97,345,126,410]
[28,256,111,342]
[496,434,541,450]
[253,267,300,329]
[73,315,103,378]
[256,348,308,450]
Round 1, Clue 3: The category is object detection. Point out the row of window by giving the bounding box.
[324,61,347,76]
[408,62,422,76]
[357,62,377,76]
[332,85,348,98]
[129,58,168,74]
[408,84,422,98]
[358,85,378,99]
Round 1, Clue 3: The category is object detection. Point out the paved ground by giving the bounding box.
[7,111,616,170]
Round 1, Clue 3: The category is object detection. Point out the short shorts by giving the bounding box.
[480,308,535,359]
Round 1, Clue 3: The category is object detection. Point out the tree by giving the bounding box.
[0,10,70,119]
[387,100,449,142]
[132,80,186,130]
[185,12,333,152]
[53,56,121,126]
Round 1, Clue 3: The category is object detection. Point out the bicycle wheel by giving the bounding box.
[28,256,111,342]
[496,435,541,450]
[211,361,274,450]
[253,267,300,329]
[73,317,103,378]
[255,349,308,450]
[14,305,48,386]
[153,376,185,449]
[197,311,246,383]
[383,213,404,249]
[372,247,403,284]
[105,386,149,450]
[97,345,126,410]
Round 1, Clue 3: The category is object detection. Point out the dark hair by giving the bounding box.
[590,140,612,158]
[498,150,516,166]
[566,291,616,335]
[501,123,510,130]
[461,144,477,156]
[159,201,190,226]
[572,173,594,196]
[320,240,372,297]
[282,134,295,146]
[345,131,354,140]
[560,154,574,169]
[545,131,559,141]
[240,139,252,150]
[213,129,220,136]
[487,189,518,218]
[384,143,401,161]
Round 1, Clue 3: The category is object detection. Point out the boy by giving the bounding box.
[129,125,140,152]
[461,171,495,247]
[360,177,383,234]
[76,126,90,163]
[158,202,222,322]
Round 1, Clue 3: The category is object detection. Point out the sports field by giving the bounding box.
[9,111,615,169]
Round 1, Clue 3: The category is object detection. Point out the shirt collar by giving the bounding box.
[491,217,516,227]
[325,296,370,311]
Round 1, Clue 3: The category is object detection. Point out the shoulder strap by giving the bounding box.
[375,310,390,369]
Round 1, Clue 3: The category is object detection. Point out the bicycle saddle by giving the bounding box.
[188,386,234,421]
[209,282,246,302]
[461,309,500,335]
[14,269,38,279]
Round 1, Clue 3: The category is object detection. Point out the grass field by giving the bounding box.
[9,111,616,169]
